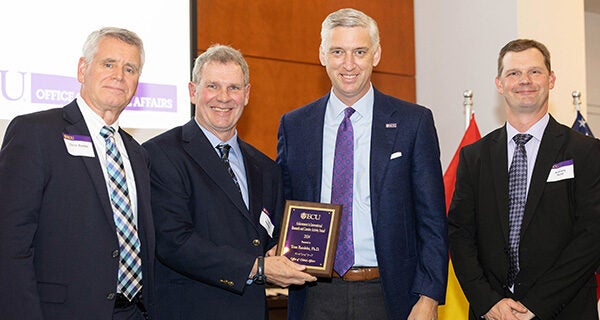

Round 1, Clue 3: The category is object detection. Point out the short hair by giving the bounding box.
[497,39,551,77]
[320,8,380,52]
[82,27,145,72]
[191,44,249,86]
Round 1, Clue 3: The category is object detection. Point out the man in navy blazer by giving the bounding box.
[277,8,448,319]
[143,44,316,320]
[449,39,600,320]
[0,28,155,319]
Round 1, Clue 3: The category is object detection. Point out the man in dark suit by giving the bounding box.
[277,8,448,319]
[448,39,600,320]
[143,44,316,320]
[0,27,155,319]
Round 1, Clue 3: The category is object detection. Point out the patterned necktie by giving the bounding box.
[332,107,356,276]
[507,133,533,287]
[100,126,143,301]
[216,144,241,193]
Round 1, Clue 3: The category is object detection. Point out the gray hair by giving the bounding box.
[320,8,380,52]
[191,44,249,86]
[82,27,145,72]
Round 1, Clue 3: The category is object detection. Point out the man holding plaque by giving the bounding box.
[144,44,316,320]
[277,8,448,320]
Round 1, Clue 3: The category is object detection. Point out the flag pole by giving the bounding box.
[463,90,473,130]
[572,90,581,112]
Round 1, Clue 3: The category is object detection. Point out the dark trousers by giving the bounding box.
[302,278,387,320]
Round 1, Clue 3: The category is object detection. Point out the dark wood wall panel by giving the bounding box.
[197,0,415,159]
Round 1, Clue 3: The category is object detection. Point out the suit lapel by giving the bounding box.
[181,120,249,216]
[62,102,116,232]
[241,142,262,227]
[303,96,328,201]
[489,126,511,244]
[521,117,565,233]
[369,91,398,223]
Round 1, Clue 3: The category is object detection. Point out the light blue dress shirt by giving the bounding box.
[196,120,249,209]
[320,85,378,267]
[506,113,549,197]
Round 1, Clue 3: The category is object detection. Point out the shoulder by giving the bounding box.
[282,94,328,120]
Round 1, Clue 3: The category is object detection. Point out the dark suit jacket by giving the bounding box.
[448,116,600,319]
[0,100,156,319]
[143,119,283,320]
[276,89,448,319]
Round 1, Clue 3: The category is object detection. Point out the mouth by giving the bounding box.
[211,105,233,113]
[340,73,358,80]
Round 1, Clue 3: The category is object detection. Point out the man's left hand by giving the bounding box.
[408,295,439,320]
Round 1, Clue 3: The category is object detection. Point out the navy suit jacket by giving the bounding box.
[448,116,600,319]
[143,119,284,320]
[277,88,448,319]
[0,100,156,319]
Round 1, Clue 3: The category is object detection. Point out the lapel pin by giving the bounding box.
[385,123,397,128]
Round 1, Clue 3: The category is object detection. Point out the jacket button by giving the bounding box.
[112,249,119,258]
[252,239,261,246]
[106,292,116,300]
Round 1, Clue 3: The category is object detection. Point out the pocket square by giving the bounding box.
[390,151,402,160]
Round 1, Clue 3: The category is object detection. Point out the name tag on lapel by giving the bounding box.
[259,208,274,238]
[547,159,574,182]
[63,133,95,157]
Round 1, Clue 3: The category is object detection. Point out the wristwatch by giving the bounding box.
[252,256,267,285]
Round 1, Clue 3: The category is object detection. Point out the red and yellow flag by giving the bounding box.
[438,115,481,319]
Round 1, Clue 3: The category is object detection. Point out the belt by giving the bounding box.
[333,267,380,281]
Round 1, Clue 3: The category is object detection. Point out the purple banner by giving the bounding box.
[30,73,177,112]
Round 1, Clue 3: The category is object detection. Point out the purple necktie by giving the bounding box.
[332,107,355,276]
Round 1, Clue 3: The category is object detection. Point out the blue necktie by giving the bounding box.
[332,107,356,276]
[100,126,142,301]
[507,133,532,287]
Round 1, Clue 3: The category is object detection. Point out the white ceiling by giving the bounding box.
[587,0,600,14]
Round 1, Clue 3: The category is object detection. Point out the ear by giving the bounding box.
[244,84,251,106]
[495,77,504,94]
[319,46,327,66]
[77,57,87,84]
[548,71,556,90]
[372,44,382,67]
[188,82,197,104]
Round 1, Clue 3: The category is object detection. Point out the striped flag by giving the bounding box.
[438,114,481,319]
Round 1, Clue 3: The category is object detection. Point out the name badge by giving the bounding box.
[63,133,95,158]
[260,208,275,238]
[547,159,574,182]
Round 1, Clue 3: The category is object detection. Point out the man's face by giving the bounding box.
[320,26,381,106]
[495,48,555,117]
[190,61,250,142]
[78,37,141,117]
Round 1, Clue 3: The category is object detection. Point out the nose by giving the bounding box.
[343,54,355,70]
[112,68,124,81]
[216,87,230,101]
[518,73,531,84]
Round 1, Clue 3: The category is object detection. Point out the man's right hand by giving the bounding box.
[256,256,317,287]
[483,298,529,320]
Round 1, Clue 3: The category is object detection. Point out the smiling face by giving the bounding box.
[320,26,381,106]
[78,36,141,121]
[190,61,250,141]
[495,47,555,119]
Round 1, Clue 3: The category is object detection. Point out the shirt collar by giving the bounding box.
[194,118,242,156]
[329,84,374,120]
[506,113,550,144]
[77,95,121,135]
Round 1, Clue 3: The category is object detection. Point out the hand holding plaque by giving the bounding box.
[276,200,341,277]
